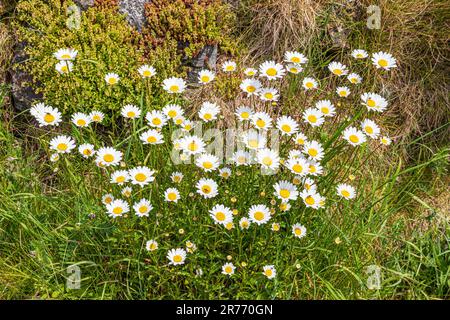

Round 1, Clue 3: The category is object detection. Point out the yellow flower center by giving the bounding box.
[309,165,316,173]
[135,173,147,182]
[57,143,68,151]
[83,149,92,156]
[127,111,136,118]
[264,93,273,100]
[92,115,101,122]
[248,139,259,148]
[351,78,358,83]
[280,189,290,199]
[188,142,198,151]
[290,67,298,73]
[108,77,117,85]
[202,185,211,194]
[349,135,359,143]
[256,119,266,128]
[225,65,235,71]
[147,136,157,143]
[296,138,304,145]
[104,197,113,204]
[306,82,313,88]
[291,57,301,63]
[61,54,71,59]
[341,190,350,198]
[168,110,177,118]
[224,266,233,273]
[262,157,273,166]
[61,65,68,73]
[365,126,374,134]
[321,107,329,114]
[308,149,318,157]
[292,164,303,173]
[142,70,152,77]
[152,118,161,125]
[77,119,86,126]
[333,69,343,75]
[247,85,256,93]
[203,161,213,169]
[112,207,123,215]
[149,243,157,250]
[238,156,246,164]
[339,91,347,97]
[265,269,273,277]
[305,196,315,205]
[204,113,212,120]
[367,99,376,108]
[241,112,249,119]
[173,255,182,263]
[201,75,210,83]
[168,192,177,201]
[216,212,225,221]
[254,211,265,221]
[139,206,148,213]
[295,228,302,236]
[307,115,317,123]
[116,176,126,183]
[103,154,114,163]
[44,113,55,123]
[169,85,179,92]
[266,68,277,76]
[378,59,388,67]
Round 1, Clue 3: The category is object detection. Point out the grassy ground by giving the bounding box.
[0,1,449,300]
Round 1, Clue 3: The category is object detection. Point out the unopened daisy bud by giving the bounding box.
[241,262,247,267]
[349,174,356,181]
[178,228,184,234]
[226,255,232,261]
[225,190,230,194]
[189,192,194,197]
[260,191,266,197]
[231,197,237,203]
[120,161,126,168]
[270,199,276,206]
[225,222,234,230]
[296,263,301,269]
[335,237,342,245]
[270,208,276,215]
[232,209,238,215]
[236,171,242,176]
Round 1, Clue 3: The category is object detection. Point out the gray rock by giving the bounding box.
[188,44,218,83]
[118,0,148,32]
[72,0,94,11]
[11,41,42,111]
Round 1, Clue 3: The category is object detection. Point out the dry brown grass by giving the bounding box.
[0,22,12,83]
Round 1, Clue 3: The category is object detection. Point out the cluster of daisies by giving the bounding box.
[31,47,396,278]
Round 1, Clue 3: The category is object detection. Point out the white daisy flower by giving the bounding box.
[303,108,324,127]
[133,198,153,217]
[240,78,262,96]
[243,67,257,77]
[300,190,321,209]
[315,100,335,117]
[95,147,122,166]
[178,135,205,155]
[262,265,276,279]
[259,60,285,80]
[78,143,95,158]
[235,106,254,122]
[110,170,129,185]
[361,93,388,112]
[196,178,219,199]
[89,110,104,123]
[140,129,164,145]
[128,166,155,187]
[336,184,356,200]
[30,103,62,127]
[164,188,180,203]
[145,240,158,251]
[336,86,350,98]
[286,63,303,74]
[292,223,307,239]
[294,132,308,146]
[171,172,184,183]
[285,157,309,176]
[248,204,271,225]
[284,51,307,64]
[196,153,220,172]
[162,77,187,94]
[222,60,237,72]
[50,135,76,154]
[232,150,252,166]
[259,87,279,101]
[252,112,272,130]
[277,115,299,136]
[372,51,397,70]
[121,186,132,198]
[146,110,167,128]
[181,120,194,132]
[241,129,267,150]
[328,61,348,76]
[121,105,141,119]
[71,112,91,127]
[167,248,187,265]
[163,104,184,119]
[222,263,236,276]
[106,199,129,218]
[256,148,280,170]
[198,69,215,84]
[50,153,60,162]
[273,180,298,202]
[361,119,380,139]
[102,194,114,205]
[380,136,392,146]
[302,77,318,90]
[53,48,78,61]
[209,204,233,226]
[303,140,324,161]
[351,49,368,59]
[138,65,156,78]
[104,73,120,85]
[307,160,323,177]
[343,127,367,146]
[198,102,220,122]
[347,73,362,84]
[55,61,73,74]
[239,217,251,230]
[219,167,231,179]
